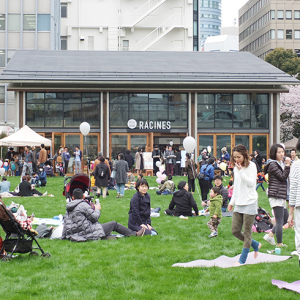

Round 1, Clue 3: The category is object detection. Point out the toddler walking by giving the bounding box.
[206,186,223,238]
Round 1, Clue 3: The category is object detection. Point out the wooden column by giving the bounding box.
[19,92,23,126]
[191,93,196,138]
[103,92,108,157]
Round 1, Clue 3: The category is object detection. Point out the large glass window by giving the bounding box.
[199,135,213,155]
[23,15,36,31]
[37,14,50,31]
[198,93,269,129]
[26,92,100,128]
[110,93,188,129]
[111,135,128,160]
[8,14,20,31]
[0,14,5,30]
[252,135,267,157]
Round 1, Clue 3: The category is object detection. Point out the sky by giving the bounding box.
[222,0,249,27]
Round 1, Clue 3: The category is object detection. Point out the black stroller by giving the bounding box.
[0,199,50,262]
[63,173,93,203]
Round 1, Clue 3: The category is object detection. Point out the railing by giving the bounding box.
[130,14,183,51]
[122,0,166,27]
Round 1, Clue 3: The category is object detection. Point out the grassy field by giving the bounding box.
[0,175,299,300]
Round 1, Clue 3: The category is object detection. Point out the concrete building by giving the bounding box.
[199,0,221,48]
[0,0,60,129]
[60,0,194,52]
[239,0,300,59]
[1,50,298,162]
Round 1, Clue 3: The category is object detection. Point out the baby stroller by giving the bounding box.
[44,161,54,177]
[63,173,93,203]
[0,200,50,261]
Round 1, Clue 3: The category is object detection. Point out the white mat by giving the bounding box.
[32,218,63,226]
[172,252,291,268]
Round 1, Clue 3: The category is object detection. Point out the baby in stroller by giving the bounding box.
[56,163,64,177]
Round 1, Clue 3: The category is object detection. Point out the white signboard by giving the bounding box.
[143,152,153,170]
[127,119,171,130]
[181,150,186,168]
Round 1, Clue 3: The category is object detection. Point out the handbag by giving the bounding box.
[111,170,116,178]
[197,173,206,180]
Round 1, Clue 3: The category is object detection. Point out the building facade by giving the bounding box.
[0,0,60,128]
[1,50,298,164]
[60,0,194,51]
[239,0,300,59]
[199,0,221,48]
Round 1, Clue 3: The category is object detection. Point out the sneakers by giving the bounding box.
[136,228,145,237]
[42,191,48,196]
[116,194,120,198]
[263,234,276,246]
[208,231,218,238]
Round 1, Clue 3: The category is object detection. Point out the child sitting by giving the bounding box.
[206,186,223,238]
[38,168,47,187]
[31,172,41,187]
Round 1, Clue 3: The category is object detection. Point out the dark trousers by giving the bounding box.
[64,161,69,174]
[199,179,210,200]
[32,162,37,173]
[175,163,181,176]
[166,163,173,176]
[188,177,195,193]
[271,206,287,244]
[32,189,43,196]
[101,221,136,237]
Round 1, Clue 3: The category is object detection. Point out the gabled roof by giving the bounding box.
[0,50,298,85]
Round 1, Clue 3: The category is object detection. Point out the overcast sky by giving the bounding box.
[222,0,249,27]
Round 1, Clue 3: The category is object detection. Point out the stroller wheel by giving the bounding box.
[41,252,51,258]
[29,251,39,257]
[1,256,12,262]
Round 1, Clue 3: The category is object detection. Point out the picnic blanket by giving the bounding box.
[172,252,291,268]
[272,279,300,293]
[32,218,63,226]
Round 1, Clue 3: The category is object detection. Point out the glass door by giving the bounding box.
[216,135,231,160]
[110,135,128,161]
[199,135,214,158]
[234,135,249,151]
[64,134,81,173]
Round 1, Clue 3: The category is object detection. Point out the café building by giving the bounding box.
[0,50,298,160]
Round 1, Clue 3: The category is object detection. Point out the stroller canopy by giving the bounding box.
[63,173,90,198]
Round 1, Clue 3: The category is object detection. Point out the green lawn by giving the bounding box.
[0,175,299,300]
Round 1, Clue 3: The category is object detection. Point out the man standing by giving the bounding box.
[63,147,71,175]
[22,146,33,177]
[31,145,37,173]
[165,146,175,176]
[74,146,82,174]
[6,147,15,161]
[291,149,298,163]
[38,144,47,167]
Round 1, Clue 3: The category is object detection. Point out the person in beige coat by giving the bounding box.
[135,148,144,175]
[185,153,197,194]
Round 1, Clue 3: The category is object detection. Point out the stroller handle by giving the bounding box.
[64,176,73,185]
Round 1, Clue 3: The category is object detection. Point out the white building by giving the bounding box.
[204,26,239,52]
[60,0,194,51]
[0,0,60,129]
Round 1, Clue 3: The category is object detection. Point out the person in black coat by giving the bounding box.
[254,150,263,172]
[124,150,134,172]
[6,148,16,162]
[152,145,161,174]
[17,175,44,197]
[128,178,157,236]
[165,181,199,216]
[94,156,110,198]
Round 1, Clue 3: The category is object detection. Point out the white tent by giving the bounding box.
[0,125,51,147]
[284,136,299,150]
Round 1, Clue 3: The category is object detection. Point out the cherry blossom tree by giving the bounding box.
[280,85,300,142]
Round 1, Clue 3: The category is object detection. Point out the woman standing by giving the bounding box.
[114,153,129,198]
[228,144,261,265]
[135,148,144,175]
[263,144,291,247]
[128,178,157,236]
[95,156,110,198]
[152,145,161,174]
[185,153,197,194]
[198,157,215,201]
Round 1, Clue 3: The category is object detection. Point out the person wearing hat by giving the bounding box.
[6,147,15,162]
[152,145,161,174]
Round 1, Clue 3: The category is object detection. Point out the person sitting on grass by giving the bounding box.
[38,168,47,187]
[31,172,41,187]
[128,179,157,236]
[0,176,10,193]
[206,186,223,238]
[17,175,47,197]
[213,175,228,212]
[156,175,175,195]
[164,181,199,217]
[62,188,145,242]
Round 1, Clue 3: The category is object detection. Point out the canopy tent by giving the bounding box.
[0,125,51,147]
[284,136,299,150]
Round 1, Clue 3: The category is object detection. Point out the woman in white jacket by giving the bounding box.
[228,144,261,265]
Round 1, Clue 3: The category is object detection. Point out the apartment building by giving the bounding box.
[239,0,300,59]
[0,0,60,129]
[60,0,194,52]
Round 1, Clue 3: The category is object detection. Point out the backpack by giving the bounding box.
[11,162,16,171]
[98,164,106,178]
[197,164,208,181]
[253,207,273,233]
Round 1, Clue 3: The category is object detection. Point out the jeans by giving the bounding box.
[117,183,125,196]
[221,207,227,212]
[256,182,265,191]
[75,161,81,174]
[22,162,33,177]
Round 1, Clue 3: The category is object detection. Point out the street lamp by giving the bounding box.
[79,122,90,176]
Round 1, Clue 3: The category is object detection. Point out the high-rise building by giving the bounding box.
[60,0,193,51]
[0,0,60,128]
[199,0,221,48]
[239,0,300,59]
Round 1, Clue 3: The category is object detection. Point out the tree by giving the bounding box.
[0,133,8,160]
[280,85,300,142]
[265,48,300,80]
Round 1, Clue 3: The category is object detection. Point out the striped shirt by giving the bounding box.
[289,159,300,207]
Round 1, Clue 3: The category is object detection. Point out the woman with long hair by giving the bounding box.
[228,144,261,265]
[185,153,197,194]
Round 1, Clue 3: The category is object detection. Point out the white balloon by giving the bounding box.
[0,168,5,176]
[155,161,161,167]
[170,141,173,146]
[183,136,196,153]
[79,122,90,136]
